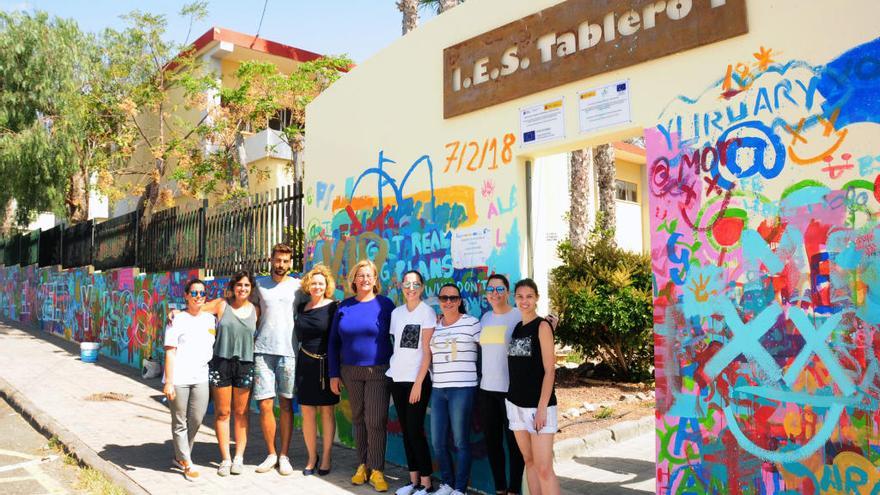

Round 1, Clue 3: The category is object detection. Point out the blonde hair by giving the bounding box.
[301,264,336,299]
[348,259,381,294]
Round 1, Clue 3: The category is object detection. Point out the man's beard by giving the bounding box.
[273,267,287,276]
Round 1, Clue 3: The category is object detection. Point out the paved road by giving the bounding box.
[0,397,79,494]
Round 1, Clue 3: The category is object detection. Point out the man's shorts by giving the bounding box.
[209,356,255,389]
[505,399,558,435]
[253,353,296,401]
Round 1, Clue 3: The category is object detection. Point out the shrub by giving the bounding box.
[549,226,653,382]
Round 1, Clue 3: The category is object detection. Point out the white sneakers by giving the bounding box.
[434,484,454,495]
[230,456,244,475]
[277,455,294,476]
[255,454,278,473]
[396,483,418,495]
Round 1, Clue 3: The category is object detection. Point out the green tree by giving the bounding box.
[0,11,92,226]
[172,55,351,201]
[99,3,214,218]
[549,222,653,381]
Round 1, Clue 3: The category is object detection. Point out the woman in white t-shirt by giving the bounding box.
[163,279,216,481]
[478,273,524,495]
[429,283,481,495]
[387,270,436,495]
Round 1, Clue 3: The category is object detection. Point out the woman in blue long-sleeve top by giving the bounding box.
[328,259,396,492]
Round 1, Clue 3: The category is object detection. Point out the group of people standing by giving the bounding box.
[161,243,561,495]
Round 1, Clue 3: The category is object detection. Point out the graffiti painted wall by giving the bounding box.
[0,262,425,475]
[651,38,880,493]
[0,263,202,366]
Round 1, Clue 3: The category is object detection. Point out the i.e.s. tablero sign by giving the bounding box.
[443,0,748,119]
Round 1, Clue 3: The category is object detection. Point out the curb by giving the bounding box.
[554,415,653,461]
[0,376,151,495]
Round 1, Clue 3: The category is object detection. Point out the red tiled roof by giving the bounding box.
[190,26,324,62]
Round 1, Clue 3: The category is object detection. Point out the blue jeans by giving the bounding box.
[430,386,476,492]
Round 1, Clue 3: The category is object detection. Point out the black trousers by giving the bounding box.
[390,378,433,477]
[479,389,524,494]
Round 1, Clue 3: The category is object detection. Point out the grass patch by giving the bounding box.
[75,467,127,495]
[595,406,615,419]
[47,435,126,494]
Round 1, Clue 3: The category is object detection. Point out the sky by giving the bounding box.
[0,0,438,63]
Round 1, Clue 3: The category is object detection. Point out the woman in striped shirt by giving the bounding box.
[428,283,481,495]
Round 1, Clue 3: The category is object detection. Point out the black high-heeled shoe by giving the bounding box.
[317,457,331,476]
[303,455,318,476]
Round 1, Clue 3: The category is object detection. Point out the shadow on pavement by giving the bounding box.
[101,440,236,472]
[557,456,654,494]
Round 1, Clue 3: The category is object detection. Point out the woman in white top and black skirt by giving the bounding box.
[506,278,560,495]
[387,270,436,495]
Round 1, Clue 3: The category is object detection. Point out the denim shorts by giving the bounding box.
[253,353,296,401]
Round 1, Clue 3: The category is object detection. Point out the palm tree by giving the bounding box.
[420,0,463,13]
[594,143,617,242]
[568,149,594,249]
[397,0,419,35]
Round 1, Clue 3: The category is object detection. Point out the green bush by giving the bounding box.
[549,227,653,382]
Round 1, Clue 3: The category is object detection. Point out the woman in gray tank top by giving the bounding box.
[203,271,261,476]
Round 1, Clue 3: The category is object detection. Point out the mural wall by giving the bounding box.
[303,139,524,491]
[0,261,493,485]
[651,38,880,494]
[305,141,523,314]
[0,264,201,365]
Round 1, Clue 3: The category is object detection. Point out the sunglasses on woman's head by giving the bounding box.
[189,290,206,298]
[485,286,507,293]
[438,295,461,302]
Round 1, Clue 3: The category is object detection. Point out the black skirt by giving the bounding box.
[295,349,339,406]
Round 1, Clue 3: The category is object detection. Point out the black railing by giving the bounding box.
[38,224,63,267]
[139,201,206,274]
[20,230,39,266]
[93,210,137,271]
[62,220,94,268]
[205,184,304,276]
[1,183,304,274]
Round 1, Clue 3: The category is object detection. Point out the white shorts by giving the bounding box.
[505,399,558,434]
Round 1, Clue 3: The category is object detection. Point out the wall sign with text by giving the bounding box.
[443,0,747,119]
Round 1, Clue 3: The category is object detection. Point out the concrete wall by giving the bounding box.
[304,0,879,492]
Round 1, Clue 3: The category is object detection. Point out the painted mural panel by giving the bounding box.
[305,147,522,314]
[650,38,880,494]
[305,142,525,491]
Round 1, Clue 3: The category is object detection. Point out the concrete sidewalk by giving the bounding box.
[0,321,656,494]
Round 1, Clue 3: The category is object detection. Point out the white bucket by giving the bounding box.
[80,342,100,363]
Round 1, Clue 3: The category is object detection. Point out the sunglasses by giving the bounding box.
[189,290,207,298]
[402,282,422,289]
[485,286,507,293]
[438,295,461,302]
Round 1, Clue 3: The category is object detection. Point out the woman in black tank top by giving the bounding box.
[508,279,560,495]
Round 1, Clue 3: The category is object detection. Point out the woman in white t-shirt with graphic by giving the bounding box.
[387,270,436,495]
[478,273,524,495]
[163,279,216,481]
[429,283,481,495]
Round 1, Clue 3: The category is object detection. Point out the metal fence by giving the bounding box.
[0,183,304,274]
[206,183,304,276]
